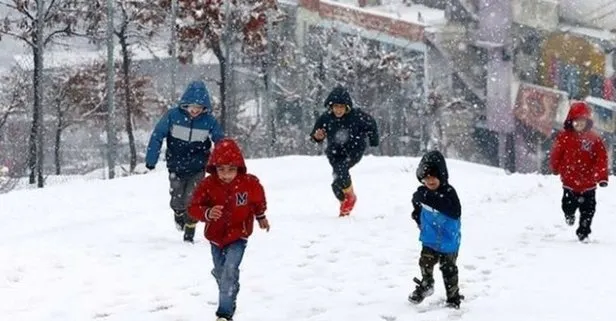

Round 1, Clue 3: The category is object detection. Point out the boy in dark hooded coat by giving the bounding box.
[409,150,463,309]
[310,85,379,216]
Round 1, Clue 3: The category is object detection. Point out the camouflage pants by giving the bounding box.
[418,246,460,299]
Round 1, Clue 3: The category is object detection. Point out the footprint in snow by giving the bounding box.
[93,312,111,319]
[149,304,172,312]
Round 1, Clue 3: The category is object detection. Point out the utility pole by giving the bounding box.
[169,0,178,102]
[106,0,117,179]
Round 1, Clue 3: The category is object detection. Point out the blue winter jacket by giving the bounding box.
[416,192,461,253]
[145,81,224,177]
[412,150,461,254]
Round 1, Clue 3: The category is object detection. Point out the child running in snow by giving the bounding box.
[145,80,224,243]
[549,101,608,242]
[310,85,379,216]
[409,150,463,309]
[187,138,270,321]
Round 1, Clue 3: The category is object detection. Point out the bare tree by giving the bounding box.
[46,67,107,174]
[0,69,30,136]
[0,0,95,187]
[86,0,168,173]
[164,0,282,133]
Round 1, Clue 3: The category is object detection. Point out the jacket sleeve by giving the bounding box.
[187,179,212,222]
[549,132,565,174]
[593,136,609,185]
[208,116,225,143]
[411,196,421,226]
[249,176,267,220]
[145,110,171,167]
[422,186,461,219]
[359,110,379,146]
[310,113,327,143]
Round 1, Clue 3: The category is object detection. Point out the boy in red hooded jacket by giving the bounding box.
[188,138,270,321]
[550,101,608,242]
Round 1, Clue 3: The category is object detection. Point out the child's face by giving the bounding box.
[573,118,587,132]
[216,165,238,183]
[185,104,205,118]
[422,175,440,191]
[331,104,347,118]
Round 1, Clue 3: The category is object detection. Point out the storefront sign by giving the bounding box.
[514,83,568,136]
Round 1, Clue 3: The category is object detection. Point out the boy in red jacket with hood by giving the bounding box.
[188,138,270,321]
[550,101,608,242]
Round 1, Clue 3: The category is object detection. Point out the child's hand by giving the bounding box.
[258,218,270,232]
[207,205,224,221]
[313,128,326,141]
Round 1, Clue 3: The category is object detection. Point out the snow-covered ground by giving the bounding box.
[1,156,614,321]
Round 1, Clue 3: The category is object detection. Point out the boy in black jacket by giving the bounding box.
[409,150,463,309]
[310,85,379,216]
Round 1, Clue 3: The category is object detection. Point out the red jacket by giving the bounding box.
[549,101,608,193]
[188,138,267,248]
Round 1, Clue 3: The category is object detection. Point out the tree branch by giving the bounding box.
[0,2,34,21]
[44,25,72,46]
[0,30,34,47]
[0,105,15,130]
[43,0,59,22]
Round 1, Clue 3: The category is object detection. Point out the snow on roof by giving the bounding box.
[365,1,446,26]
[585,96,616,111]
[559,24,616,43]
[559,0,616,31]
[318,0,445,27]
[12,45,218,71]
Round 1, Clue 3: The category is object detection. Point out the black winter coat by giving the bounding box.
[310,108,379,159]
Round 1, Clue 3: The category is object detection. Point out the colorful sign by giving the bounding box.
[514,83,568,136]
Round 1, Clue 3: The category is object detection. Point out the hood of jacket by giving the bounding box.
[206,138,247,175]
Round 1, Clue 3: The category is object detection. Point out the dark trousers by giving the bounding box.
[419,246,460,299]
[562,188,596,237]
[328,152,363,201]
[169,171,205,236]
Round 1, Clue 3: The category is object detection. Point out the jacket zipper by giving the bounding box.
[188,118,194,142]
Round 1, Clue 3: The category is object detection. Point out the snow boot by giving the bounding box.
[339,185,357,216]
[577,231,589,242]
[565,214,575,226]
[408,277,434,304]
[446,293,464,309]
[183,222,196,243]
[174,211,185,231]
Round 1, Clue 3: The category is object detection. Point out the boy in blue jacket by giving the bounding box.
[145,80,224,243]
[409,150,463,309]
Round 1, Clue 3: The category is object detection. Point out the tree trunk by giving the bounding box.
[212,44,227,133]
[262,71,275,156]
[54,119,62,175]
[119,34,137,173]
[30,44,44,187]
